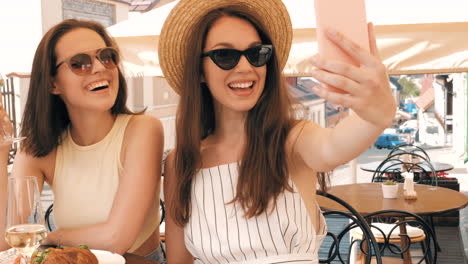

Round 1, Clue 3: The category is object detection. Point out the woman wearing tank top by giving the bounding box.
[159,0,396,263]
[0,19,165,262]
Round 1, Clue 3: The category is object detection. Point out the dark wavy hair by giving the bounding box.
[21,19,135,157]
[172,7,328,226]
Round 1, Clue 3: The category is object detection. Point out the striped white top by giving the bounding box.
[184,162,327,264]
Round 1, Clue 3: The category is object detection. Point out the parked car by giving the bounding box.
[397,119,418,134]
[374,133,405,149]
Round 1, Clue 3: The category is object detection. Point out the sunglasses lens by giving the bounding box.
[246,46,272,67]
[69,54,93,75]
[98,48,119,69]
[212,49,240,70]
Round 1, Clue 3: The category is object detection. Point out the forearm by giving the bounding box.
[45,222,133,255]
[326,113,387,166]
[0,149,10,250]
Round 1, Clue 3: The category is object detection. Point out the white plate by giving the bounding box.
[91,250,126,264]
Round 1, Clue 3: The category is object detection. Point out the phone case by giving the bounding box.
[314,0,370,93]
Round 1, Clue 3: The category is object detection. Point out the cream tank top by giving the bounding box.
[52,114,159,252]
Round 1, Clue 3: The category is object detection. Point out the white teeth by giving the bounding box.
[87,80,109,91]
[229,81,253,89]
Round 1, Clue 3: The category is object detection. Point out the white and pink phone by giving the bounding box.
[314,0,370,93]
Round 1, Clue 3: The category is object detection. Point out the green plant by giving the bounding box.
[383,180,397,185]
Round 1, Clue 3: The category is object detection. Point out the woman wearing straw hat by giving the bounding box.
[160,0,395,263]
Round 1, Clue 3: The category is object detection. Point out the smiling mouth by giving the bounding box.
[91,85,108,91]
[87,80,110,92]
[228,81,255,89]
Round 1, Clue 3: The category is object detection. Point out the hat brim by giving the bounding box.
[159,0,292,95]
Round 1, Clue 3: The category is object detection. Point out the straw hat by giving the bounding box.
[159,0,292,94]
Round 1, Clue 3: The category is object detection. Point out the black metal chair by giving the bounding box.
[351,210,438,264]
[371,152,437,186]
[45,203,55,232]
[318,191,382,264]
[370,154,441,255]
[388,143,431,161]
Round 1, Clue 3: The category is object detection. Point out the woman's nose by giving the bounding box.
[234,55,253,72]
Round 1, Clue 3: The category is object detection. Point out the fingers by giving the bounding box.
[0,108,12,135]
[325,28,378,67]
[367,22,380,59]
[312,86,356,109]
[311,55,368,85]
[310,66,360,95]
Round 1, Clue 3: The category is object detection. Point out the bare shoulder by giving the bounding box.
[164,149,176,173]
[121,114,164,158]
[126,114,163,135]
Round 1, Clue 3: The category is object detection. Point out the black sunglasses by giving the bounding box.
[55,47,119,76]
[201,44,273,70]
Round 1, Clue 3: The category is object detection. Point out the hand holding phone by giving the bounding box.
[314,0,370,93]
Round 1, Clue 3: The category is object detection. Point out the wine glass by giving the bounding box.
[4,176,47,264]
[0,120,25,147]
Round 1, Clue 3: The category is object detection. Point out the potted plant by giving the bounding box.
[381,180,399,199]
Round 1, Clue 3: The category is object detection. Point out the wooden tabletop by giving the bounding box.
[124,253,159,264]
[317,183,468,216]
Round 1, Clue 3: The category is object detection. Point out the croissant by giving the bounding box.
[32,246,98,264]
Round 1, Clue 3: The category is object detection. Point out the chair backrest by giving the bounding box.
[364,210,438,264]
[45,203,55,232]
[372,152,437,186]
[317,191,382,264]
[159,198,165,225]
[388,143,431,161]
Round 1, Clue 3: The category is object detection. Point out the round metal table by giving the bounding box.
[360,161,454,174]
[317,183,467,216]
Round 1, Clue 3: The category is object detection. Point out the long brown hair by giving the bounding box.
[173,8,326,226]
[21,19,135,157]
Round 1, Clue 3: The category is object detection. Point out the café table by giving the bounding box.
[317,183,466,217]
[360,161,454,174]
[317,183,468,264]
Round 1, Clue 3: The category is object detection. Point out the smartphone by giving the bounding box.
[314,0,370,93]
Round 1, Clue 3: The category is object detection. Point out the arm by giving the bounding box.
[292,23,396,172]
[0,106,46,250]
[44,115,164,254]
[164,150,194,264]
[0,145,9,250]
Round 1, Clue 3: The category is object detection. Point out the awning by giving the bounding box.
[108,0,468,77]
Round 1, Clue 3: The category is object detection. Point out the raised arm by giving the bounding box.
[43,115,164,254]
[164,150,194,264]
[293,23,396,172]
[0,108,10,250]
[0,107,47,250]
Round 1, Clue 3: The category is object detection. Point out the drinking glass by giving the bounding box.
[4,176,47,264]
[0,121,25,147]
